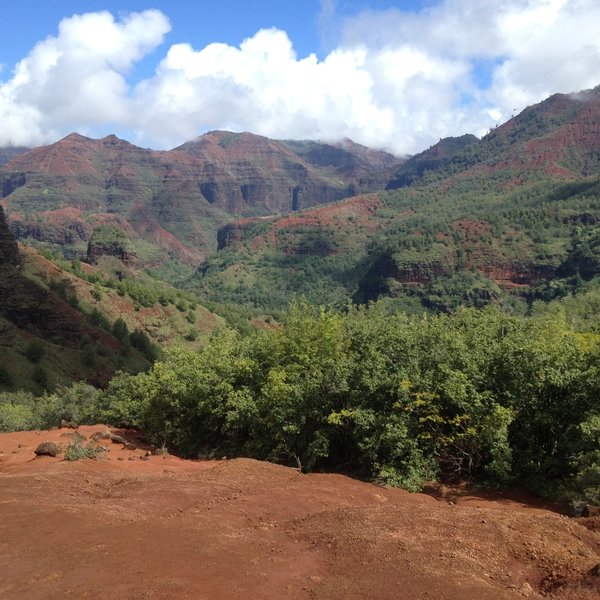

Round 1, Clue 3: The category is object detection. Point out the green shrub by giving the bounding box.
[97,302,600,501]
[129,329,159,362]
[0,402,37,432]
[112,317,129,343]
[64,436,103,461]
[88,308,111,330]
[184,328,198,341]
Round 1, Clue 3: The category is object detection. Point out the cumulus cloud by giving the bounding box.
[1,2,600,154]
[0,10,170,146]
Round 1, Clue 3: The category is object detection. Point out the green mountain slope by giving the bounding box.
[189,86,600,314]
[0,206,225,392]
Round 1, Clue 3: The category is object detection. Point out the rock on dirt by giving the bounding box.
[33,441,59,457]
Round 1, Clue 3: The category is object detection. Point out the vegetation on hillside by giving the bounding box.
[190,175,600,316]
[5,297,597,508]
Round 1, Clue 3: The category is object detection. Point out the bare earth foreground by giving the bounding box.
[0,426,598,600]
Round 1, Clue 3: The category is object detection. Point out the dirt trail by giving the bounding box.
[1,426,598,599]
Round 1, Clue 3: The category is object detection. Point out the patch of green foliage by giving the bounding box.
[0,382,101,431]
[189,174,600,315]
[64,435,103,461]
[97,301,599,505]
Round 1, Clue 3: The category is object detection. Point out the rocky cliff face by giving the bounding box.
[173,131,398,214]
[86,225,137,265]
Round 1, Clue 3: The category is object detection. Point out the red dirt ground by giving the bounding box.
[1,426,598,600]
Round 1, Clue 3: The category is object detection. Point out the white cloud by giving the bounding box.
[1,3,600,154]
[0,10,170,146]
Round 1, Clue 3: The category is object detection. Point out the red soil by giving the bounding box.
[1,426,598,600]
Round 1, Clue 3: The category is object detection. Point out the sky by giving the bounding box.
[1,0,600,155]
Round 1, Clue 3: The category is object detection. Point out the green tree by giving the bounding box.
[112,317,129,343]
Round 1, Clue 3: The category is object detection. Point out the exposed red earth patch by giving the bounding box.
[1,426,598,600]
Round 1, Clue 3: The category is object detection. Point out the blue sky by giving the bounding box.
[2,1,432,74]
[1,1,599,154]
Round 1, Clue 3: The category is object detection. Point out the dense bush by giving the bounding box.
[3,299,597,506]
[99,302,600,503]
[0,383,101,431]
[0,391,39,431]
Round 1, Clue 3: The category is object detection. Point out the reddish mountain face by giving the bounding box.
[173,131,401,214]
[0,131,400,269]
[389,86,600,190]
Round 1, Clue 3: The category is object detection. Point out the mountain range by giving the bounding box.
[190,87,600,312]
[1,85,600,378]
[0,131,401,281]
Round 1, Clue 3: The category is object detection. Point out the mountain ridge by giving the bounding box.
[0,130,402,277]
[191,85,600,312]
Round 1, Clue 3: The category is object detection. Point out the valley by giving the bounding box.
[2,5,600,599]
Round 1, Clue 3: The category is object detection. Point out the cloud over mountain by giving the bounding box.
[1,1,600,154]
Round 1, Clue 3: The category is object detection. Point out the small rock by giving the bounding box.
[34,441,59,457]
[590,563,600,577]
[109,434,125,444]
[60,419,79,429]
[519,582,533,597]
[122,442,137,451]
[145,450,152,457]
[117,457,124,461]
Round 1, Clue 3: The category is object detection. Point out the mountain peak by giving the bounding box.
[60,132,93,144]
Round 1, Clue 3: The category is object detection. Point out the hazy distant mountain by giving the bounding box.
[0,146,29,166]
